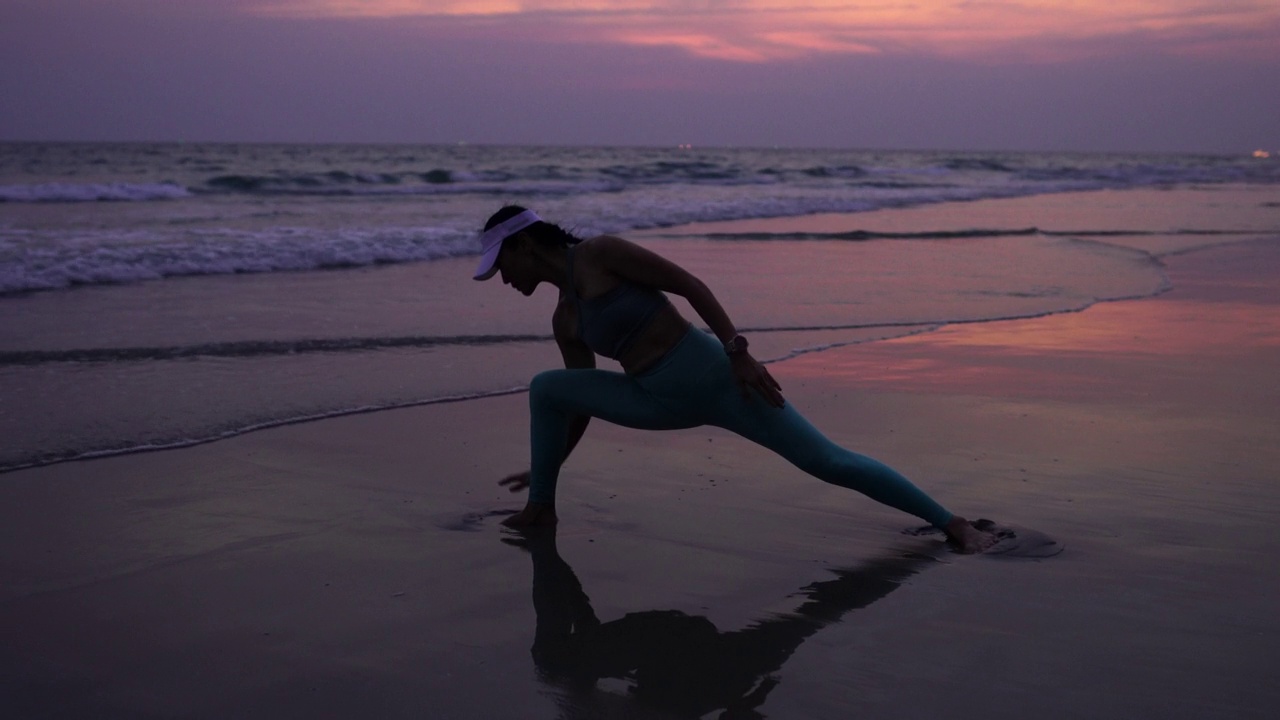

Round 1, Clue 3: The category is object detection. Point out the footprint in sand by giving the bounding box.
[437,509,517,532]
[905,519,1065,558]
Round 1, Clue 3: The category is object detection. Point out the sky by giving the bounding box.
[1,0,1277,153]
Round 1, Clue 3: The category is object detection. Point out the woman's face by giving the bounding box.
[496,234,538,296]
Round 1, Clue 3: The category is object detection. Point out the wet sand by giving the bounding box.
[3,235,1279,718]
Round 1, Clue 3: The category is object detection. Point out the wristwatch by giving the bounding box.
[724,334,749,356]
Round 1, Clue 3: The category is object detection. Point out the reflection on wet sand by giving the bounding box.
[506,529,942,719]
[784,294,1280,402]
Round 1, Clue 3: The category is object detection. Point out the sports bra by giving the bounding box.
[565,245,671,360]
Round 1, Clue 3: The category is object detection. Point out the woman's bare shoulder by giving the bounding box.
[576,234,633,254]
[575,235,649,269]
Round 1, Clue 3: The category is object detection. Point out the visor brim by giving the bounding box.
[472,241,503,280]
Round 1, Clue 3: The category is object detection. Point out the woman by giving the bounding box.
[475,206,995,553]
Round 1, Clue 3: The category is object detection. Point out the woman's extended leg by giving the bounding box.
[717,401,954,527]
[644,330,954,527]
[713,390,998,550]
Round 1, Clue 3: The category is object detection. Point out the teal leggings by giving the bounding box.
[528,328,954,528]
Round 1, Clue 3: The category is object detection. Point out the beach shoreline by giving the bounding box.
[3,196,1279,717]
[6,184,1277,477]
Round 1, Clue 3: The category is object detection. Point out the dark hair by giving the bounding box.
[484,205,582,248]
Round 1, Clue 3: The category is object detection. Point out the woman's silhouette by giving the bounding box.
[475,206,995,552]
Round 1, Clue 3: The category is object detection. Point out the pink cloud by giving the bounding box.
[247,1,1280,62]
[4,0,1275,149]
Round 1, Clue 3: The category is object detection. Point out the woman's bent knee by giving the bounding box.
[529,369,558,394]
[529,369,571,401]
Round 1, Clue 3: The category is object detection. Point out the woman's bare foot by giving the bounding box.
[501,502,558,529]
[944,516,998,554]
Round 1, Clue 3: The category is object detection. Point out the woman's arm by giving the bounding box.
[591,236,737,341]
[498,303,596,495]
[553,315,595,465]
[592,235,784,407]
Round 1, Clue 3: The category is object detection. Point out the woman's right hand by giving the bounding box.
[499,470,531,493]
[731,353,785,408]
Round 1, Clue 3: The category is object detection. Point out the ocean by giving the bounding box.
[2,142,1278,473]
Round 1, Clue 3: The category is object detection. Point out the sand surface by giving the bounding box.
[3,232,1279,718]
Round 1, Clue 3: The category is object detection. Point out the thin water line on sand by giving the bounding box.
[0,386,530,476]
[0,334,553,366]
[650,228,1269,242]
[0,302,1166,367]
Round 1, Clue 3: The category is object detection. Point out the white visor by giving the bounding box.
[473,209,542,280]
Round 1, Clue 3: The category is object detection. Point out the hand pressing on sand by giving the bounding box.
[499,470,531,493]
[498,472,558,528]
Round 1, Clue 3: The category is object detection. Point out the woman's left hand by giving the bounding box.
[498,470,531,492]
[731,353,784,408]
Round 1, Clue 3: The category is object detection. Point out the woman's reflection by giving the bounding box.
[506,528,943,719]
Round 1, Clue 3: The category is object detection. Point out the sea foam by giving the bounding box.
[0,226,473,294]
[0,182,191,203]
